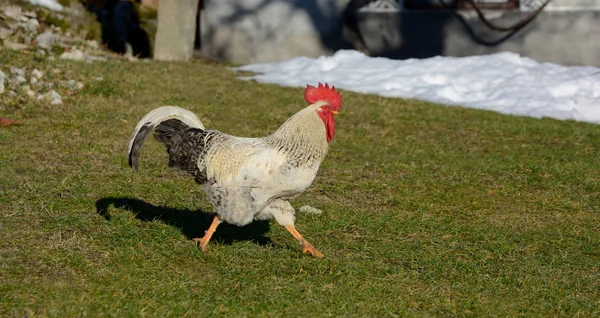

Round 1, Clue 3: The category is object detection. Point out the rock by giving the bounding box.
[60,49,85,61]
[30,76,38,85]
[4,41,28,51]
[8,90,17,97]
[13,75,26,85]
[85,40,99,49]
[23,11,37,19]
[61,79,84,90]
[298,205,323,214]
[22,34,32,45]
[10,66,25,77]
[32,79,44,89]
[35,31,57,50]
[31,69,44,79]
[0,27,12,40]
[21,18,39,33]
[0,70,5,94]
[22,85,36,98]
[3,5,22,21]
[86,55,107,62]
[37,90,62,105]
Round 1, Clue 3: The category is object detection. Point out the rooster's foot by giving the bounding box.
[302,241,324,259]
[193,215,221,252]
[193,237,210,252]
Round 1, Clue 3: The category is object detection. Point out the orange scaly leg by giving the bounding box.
[284,225,324,259]
[193,216,221,252]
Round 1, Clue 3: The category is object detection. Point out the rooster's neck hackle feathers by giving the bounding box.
[266,101,330,168]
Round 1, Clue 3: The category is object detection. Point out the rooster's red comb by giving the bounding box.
[304,83,342,111]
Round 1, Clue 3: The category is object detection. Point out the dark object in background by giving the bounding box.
[82,0,151,58]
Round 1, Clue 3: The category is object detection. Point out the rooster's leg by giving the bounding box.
[284,225,324,259]
[193,215,221,252]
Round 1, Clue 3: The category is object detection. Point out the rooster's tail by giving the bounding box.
[127,106,204,170]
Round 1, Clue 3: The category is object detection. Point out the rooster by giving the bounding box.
[127,83,342,258]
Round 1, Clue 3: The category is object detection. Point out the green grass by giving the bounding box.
[1,48,599,317]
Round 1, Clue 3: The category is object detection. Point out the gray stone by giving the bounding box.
[13,75,26,85]
[85,40,99,49]
[31,69,43,79]
[21,18,39,33]
[0,27,12,40]
[3,5,22,21]
[61,79,83,90]
[0,70,5,94]
[22,85,36,98]
[22,11,37,19]
[60,49,86,61]
[37,90,62,105]
[85,55,107,62]
[10,66,24,76]
[35,31,57,50]
[4,41,28,50]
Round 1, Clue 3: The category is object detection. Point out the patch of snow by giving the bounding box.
[236,50,600,124]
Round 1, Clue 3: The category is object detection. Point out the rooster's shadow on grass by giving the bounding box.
[95,197,272,247]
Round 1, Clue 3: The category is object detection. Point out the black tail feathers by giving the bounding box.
[153,119,191,147]
[128,123,154,170]
[128,119,193,171]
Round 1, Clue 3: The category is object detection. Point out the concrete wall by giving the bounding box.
[357,9,600,66]
[547,0,600,8]
[199,0,600,66]
[200,0,350,64]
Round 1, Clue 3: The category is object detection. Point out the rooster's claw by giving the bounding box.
[302,242,324,259]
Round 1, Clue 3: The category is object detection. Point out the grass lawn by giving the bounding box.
[1,48,599,317]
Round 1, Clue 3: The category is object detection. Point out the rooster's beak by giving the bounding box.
[332,111,340,116]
